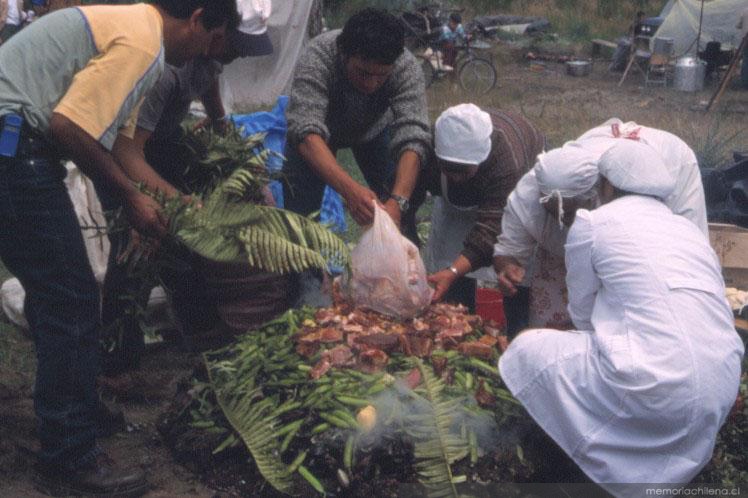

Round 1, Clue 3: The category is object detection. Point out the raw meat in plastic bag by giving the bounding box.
[346,203,433,319]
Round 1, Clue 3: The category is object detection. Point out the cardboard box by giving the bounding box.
[709,223,748,288]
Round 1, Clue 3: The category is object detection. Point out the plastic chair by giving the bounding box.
[645,37,674,87]
[618,36,652,87]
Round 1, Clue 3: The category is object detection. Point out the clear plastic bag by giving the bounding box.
[347,203,433,319]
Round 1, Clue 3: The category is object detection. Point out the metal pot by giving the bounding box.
[566,60,592,77]
[674,56,706,92]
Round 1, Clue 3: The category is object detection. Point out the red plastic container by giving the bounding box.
[475,287,505,327]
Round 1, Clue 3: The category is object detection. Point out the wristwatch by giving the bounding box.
[390,194,410,213]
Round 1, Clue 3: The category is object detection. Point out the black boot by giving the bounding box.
[94,398,127,438]
[35,452,148,497]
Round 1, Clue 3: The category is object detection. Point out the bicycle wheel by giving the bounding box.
[458,58,496,95]
[420,57,435,88]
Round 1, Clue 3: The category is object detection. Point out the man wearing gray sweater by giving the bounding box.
[283,8,430,242]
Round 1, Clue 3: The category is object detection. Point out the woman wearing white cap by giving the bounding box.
[499,140,744,496]
[493,143,601,330]
[422,103,544,326]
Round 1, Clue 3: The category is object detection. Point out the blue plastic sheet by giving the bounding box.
[230,97,346,234]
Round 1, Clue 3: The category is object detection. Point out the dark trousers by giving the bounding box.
[281,128,422,245]
[442,276,476,313]
[503,286,530,339]
[95,138,217,373]
[0,23,22,44]
[0,138,98,468]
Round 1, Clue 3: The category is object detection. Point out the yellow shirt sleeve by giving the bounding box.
[118,99,144,140]
[54,43,159,147]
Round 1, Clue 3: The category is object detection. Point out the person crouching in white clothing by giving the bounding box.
[493,144,601,331]
[498,140,744,497]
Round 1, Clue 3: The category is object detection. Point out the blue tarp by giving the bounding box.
[231,96,346,233]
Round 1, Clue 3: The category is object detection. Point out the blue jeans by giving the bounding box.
[0,135,99,468]
[281,128,422,244]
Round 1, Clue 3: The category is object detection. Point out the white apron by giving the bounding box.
[424,174,497,282]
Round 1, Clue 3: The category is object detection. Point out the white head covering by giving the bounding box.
[434,104,493,165]
[238,0,271,34]
[598,140,676,198]
[534,142,600,228]
[230,0,273,57]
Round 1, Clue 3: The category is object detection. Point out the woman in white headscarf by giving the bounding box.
[499,140,744,496]
[493,142,601,330]
[575,117,707,235]
[494,120,708,330]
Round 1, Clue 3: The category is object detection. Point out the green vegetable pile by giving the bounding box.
[185,307,524,497]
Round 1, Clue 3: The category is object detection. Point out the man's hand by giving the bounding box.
[193,116,228,134]
[428,269,459,303]
[343,183,378,226]
[382,198,402,228]
[494,256,525,297]
[123,190,168,239]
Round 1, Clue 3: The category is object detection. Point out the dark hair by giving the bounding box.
[636,11,646,18]
[449,12,462,24]
[337,8,404,65]
[152,0,239,30]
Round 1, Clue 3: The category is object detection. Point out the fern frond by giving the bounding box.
[403,358,470,498]
[205,359,295,495]
[174,196,349,274]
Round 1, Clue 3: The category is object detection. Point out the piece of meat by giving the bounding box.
[358,348,389,374]
[389,323,408,335]
[342,323,364,334]
[497,335,509,353]
[478,335,498,347]
[299,327,344,344]
[354,333,401,352]
[404,368,421,389]
[346,332,362,349]
[310,358,332,379]
[458,341,494,360]
[474,379,497,408]
[408,336,433,358]
[483,319,503,338]
[314,309,337,325]
[430,315,453,330]
[323,344,355,367]
[431,356,448,376]
[398,334,413,356]
[436,327,471,346]
[296,341,319,358]
[412,318,430,332]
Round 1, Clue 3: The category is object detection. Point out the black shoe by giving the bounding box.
[95,399,127,438]
[34,453,148,497]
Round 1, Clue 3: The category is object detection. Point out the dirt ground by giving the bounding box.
[0,333,220,498]
[0,42,746,497]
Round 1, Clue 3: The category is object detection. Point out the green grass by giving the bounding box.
[0,261,36,390]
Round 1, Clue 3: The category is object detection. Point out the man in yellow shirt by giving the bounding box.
[0,1,237,495]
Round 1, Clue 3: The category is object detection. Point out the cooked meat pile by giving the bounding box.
[294,300,506,380]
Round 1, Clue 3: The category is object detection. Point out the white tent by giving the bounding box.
[654,0,748,56]
[221,0,320,111]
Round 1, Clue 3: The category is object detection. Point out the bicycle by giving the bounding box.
[397,6,497,95]
[419,33,497,95]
